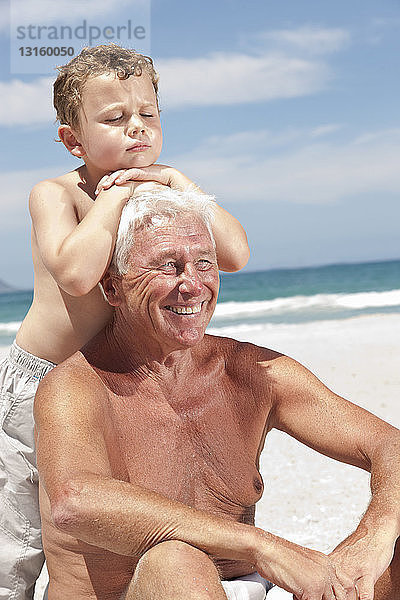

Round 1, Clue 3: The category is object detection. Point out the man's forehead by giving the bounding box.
[133,218,214,260]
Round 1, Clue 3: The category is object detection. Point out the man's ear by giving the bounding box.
[101,272,122,307]
[58,125,86,158]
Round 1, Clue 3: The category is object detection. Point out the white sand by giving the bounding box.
[2,313,398,598]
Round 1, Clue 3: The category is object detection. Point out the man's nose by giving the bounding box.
[178,264,203,296]
[127,114,146,137]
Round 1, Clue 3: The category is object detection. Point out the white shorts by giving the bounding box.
[222,572,291,599]
[0,341,55,600]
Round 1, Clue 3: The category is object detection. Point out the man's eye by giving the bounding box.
[197,260,212,269]
[162,261,175,268]
[140,113,153,118]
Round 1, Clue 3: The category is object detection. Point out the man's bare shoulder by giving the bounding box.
[203,334,309,388]
[203,333,286,378]
[35,351,107,413]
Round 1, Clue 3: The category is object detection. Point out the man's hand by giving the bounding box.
[252,530,349,600]
[329,525,397,600]
[95,165,196,196]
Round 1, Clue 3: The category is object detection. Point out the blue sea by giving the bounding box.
[1,258,400,347]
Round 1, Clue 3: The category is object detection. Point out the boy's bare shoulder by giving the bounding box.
[29,169,84,211]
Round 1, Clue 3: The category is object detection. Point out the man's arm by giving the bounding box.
[30,180,132,296]
[267,354,400,598]
[34,363,345,600]
[95,165,251,273]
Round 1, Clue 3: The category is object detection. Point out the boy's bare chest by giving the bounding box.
[105,384,266,516]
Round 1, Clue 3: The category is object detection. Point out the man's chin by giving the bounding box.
[162,323,209,351]
[157,305,213,349]
[175,327,206,347]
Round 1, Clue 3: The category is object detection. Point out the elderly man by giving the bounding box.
[35,186,400,600]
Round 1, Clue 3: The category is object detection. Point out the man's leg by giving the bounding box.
[125,541,228,600]
[374,538,400,600]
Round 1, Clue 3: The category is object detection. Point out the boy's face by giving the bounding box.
[71,72,162,174]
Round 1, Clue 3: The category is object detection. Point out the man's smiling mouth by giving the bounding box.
[165,303,202,315]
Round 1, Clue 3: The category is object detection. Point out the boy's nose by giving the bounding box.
[127,115,146,137]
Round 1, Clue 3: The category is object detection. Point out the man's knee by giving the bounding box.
[137,540,213,574]
[128,541,226,599]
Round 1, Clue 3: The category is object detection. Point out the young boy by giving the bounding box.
[0,44,250,599]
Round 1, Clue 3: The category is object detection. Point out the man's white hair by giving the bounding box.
[111,185,216,275]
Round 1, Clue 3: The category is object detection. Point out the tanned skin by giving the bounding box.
[35,215,400,600]
[18,72,249,365]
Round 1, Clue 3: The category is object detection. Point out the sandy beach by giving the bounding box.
[1,313,398,598]
[212,313,400,553]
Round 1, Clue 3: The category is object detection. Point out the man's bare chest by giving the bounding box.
[105,385,266,518]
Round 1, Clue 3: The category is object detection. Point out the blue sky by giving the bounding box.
[1,0,399,288]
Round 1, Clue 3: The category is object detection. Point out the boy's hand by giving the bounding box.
[95,165,197,196]
[95,165,250,273]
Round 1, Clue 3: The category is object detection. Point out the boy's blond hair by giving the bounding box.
[54,44,159,130]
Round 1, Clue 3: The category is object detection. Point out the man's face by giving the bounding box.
[114,215,219,353]
[74,72,162,174]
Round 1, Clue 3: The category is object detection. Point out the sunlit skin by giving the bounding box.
[64,72,163,186]
[103,214,219,363]
[36,214,400,600]
[17,65,249,363]
[17,72,164,364]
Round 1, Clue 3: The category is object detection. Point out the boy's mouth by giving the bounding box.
[127,143,151,152]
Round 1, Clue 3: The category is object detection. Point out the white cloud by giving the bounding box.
[310,124,343,138]
[257,26,351,55]
[168,127,400,205]
[1,24,348,124]
[0,77,54,126]
[1,127,399,233]
[0,49,330,125]
[158,52,329,109]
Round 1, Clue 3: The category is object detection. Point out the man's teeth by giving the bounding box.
[165,304,202,315]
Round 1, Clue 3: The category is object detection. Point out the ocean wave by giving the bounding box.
[214,289,400,320]
[0,321,21,334]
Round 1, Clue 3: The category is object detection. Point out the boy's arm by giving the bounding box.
[96,166,250,273]
[210,202,250,272]
[30,179,132,296]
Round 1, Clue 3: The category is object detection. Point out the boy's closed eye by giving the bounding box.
[104,113,154,124]
[104,115,123,123]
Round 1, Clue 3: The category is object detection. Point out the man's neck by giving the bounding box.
[84,318,197,385]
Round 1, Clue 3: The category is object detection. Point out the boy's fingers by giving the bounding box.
[95,173,114,195]
[115,166,170,185]
[115,168,152,183]
[95,171,125,194]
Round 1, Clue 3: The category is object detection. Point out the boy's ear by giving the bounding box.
[58,125,86,158]
[101,272,122,307]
